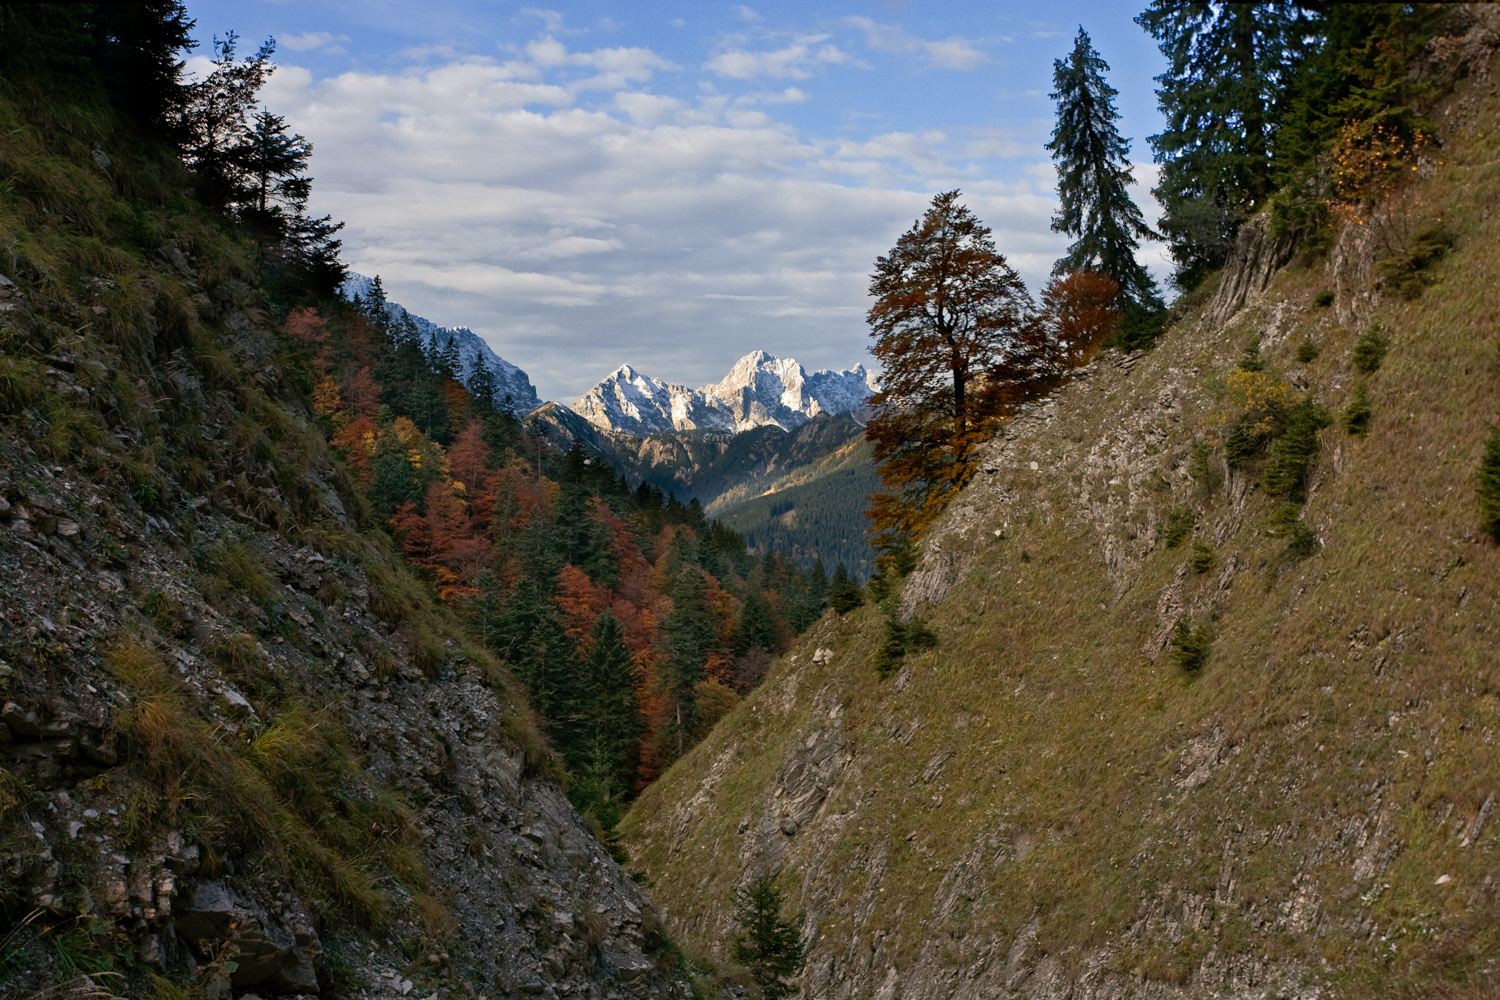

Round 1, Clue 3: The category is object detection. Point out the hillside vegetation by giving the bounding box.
[0,13,697,999]
[537,407,879,577]
[622,35,1500,1000]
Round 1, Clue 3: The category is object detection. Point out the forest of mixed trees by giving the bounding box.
[289,287,834,831]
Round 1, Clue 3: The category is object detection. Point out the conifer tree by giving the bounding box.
[735,590,775,656]
[828,563,863,615]
[468,353,498,410]
[576,611,645,798]
[179,32,274,209]
[1137,1,1314,289]
[657,569,711,760]
[1047,27,1159,307]
[733,874,806,1000]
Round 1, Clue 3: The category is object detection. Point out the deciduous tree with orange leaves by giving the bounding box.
[1041,270,1121,367]
[864,190,1051,566]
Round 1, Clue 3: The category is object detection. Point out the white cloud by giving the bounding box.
[260,35,1066,400]
[846,16,988,70]
[280,31,347,53]
[705,36,848,80]
[923,38,987,71]
[519,8,569,34]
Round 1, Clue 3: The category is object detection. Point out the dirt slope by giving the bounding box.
[621,55,1500,1000]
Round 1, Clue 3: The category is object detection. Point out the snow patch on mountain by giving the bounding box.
[342,273,542,416]
[573,351,878,436]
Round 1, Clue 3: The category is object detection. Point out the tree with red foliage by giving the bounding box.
[1041,270,1121,367]
[865,190,1050,564]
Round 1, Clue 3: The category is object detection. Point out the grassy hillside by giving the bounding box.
[621,62,1500,1000]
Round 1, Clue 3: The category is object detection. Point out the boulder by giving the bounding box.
[175,881,321,993]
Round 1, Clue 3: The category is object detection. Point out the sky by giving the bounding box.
[181,1,1172,404]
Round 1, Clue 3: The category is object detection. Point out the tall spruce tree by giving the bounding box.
[576,611,645,800]
[1137,1,1315,289]
[1047,27,1160,307]
[468,353,498,410]
[657,568,711,761]
[733,874,807,1000]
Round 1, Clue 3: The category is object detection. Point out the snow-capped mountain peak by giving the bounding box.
[572,352,878,437]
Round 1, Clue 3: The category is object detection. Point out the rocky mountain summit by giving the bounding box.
[571,351,878,437]
[342,273,543,416]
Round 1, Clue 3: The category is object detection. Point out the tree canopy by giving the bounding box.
[1047,26,1160,307]
[864,191,1050,564]
[1137,1,1314,289]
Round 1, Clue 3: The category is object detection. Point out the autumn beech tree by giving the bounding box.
[865,190,1047,564]
[1041,270,1121,367]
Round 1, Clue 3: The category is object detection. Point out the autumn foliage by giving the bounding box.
[288,291,831,827]
[864,193,1114,567]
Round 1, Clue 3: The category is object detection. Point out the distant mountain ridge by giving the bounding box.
[341,273,542,416]
[572,350,878,436]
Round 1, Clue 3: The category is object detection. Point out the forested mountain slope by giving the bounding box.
[534,407,878,575]
[621,41,1500,1000]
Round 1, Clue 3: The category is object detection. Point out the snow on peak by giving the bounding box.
[572,352,878,437]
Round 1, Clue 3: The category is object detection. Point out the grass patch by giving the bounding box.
[102,639,425,929]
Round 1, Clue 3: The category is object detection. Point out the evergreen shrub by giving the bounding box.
[1313,290,1334,308]
[1188,440,1221,496]
[1169,618,1211,672]
[1269,502,1319,559]
[1481,424,1500,543]
[1353,328,1389,374]
[1377,225,1452,299]
[1164,506,1194,548]
[1261,398,1331,500]
[1343,382,1372,435]
[1296,337,1320,363]
[1190,540,1215,574]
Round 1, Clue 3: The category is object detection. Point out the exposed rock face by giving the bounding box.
[0,265,673,999]
[1203,214,1297,330]
[571,351,878,436]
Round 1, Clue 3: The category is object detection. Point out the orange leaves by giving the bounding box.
[285,307,332,375]
[312,376,345,423]
[332,416,378,485]
[1041,271,1120,367]
[556,564,610,648]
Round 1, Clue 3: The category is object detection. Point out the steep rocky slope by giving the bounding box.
[0,94,677,999]
[622,52,1500,1000]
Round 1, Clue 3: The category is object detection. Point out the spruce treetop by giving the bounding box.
[1046,26,1159,307]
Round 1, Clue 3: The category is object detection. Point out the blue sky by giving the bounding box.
[182,1,1170,402]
